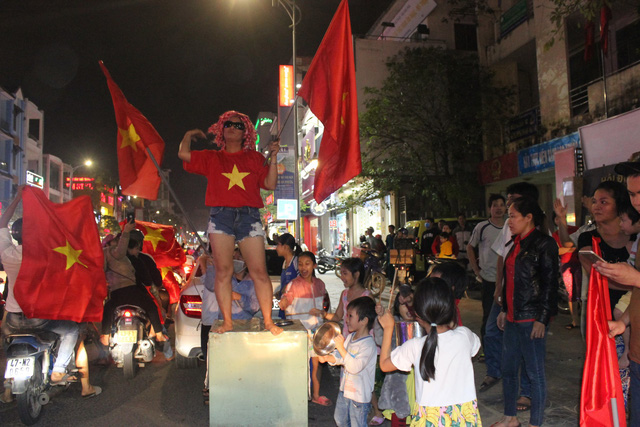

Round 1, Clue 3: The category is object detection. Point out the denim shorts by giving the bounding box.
[207,206,265,242]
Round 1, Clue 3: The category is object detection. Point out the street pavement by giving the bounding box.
[0,271,586,426]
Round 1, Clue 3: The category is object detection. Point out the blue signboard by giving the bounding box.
[277,199,298,221]
[518,132,580,175]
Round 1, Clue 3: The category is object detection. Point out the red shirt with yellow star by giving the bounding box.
[184,149,269,208]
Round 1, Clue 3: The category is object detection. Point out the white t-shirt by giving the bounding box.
[391,326,480,407]
[468,219,503,282]
[491,219,513,258]
[0,228,23,313]
[331,333,377,403]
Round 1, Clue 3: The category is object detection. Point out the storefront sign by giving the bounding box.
[26,171,44,189]
[274,146,295,200]
[478,151,518,185]
[309,200,327,216]
[329,219,337,228]
[279,65,294,107]
[518,132,579,175]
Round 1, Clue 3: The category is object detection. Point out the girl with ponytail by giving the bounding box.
[377,278,482,426]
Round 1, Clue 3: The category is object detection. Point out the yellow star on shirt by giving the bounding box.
[222,164,250,190]
[144,226,168,251]
[119,123,140,152]
[53,240,88,270]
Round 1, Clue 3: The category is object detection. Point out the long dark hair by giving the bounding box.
[340,257,365,285]
[298,251,317,277]
[429,261,468,300]
[414,277,457,382]
[277,233,302,256]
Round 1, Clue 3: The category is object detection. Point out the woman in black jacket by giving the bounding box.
[493,197,558,427]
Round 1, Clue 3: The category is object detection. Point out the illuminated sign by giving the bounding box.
[26,171,44,189]
[276,199,298,221]
[279,65,294,107]
[265,193,274,205]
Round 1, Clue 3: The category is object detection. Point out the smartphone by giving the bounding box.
[126,211,135,224]
[578,248,606,264]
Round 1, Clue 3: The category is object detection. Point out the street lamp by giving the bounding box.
[68,159,92,200]
[273,0,302,243]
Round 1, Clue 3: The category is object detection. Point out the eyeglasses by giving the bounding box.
[223,121,245,131]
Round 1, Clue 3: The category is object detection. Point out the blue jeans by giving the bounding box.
[484,301,503,378]
[334,391,372,427]
[5,313,79,374]
[208,206,265,241]
[502,320,546,426]
[630,360,640,425]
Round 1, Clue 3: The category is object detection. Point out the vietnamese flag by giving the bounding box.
[580,237,626,426]
[160,266,181,305]
[100,61,164,200]
[297,0,361,204]
[13,187,107,322]
[122,220,186,268]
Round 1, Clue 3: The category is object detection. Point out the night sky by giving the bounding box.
[0,0,392,212]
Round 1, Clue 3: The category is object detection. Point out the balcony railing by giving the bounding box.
[499,0,533,39]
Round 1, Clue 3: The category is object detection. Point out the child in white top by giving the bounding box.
[377,277,482,426]
[318,297,377,427]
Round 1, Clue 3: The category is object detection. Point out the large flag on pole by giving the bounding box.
[580,237,626,426]
[14,187,107,322]
[100,61,164,200]
[297,0,361,204]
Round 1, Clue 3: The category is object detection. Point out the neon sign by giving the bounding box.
[279,65,294,107]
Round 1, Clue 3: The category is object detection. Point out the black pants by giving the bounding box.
[201,324,212,359]
[480,279,496,348]
[102,286,163,335]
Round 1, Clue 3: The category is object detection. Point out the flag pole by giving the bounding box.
[144,147,208,250]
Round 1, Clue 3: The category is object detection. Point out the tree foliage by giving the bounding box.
[355,46,511,217]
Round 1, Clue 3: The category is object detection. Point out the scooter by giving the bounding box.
[4,330,73,425]
[316,248,338,274]
[107,305,156,379]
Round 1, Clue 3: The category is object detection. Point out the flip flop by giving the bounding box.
[51,373,78,386]
[369,415,385,426]
[565,323,577,330]
[311,396,332,406]
[516,396,531,411]
[82,386,102,399]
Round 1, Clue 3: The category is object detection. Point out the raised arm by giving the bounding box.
[0,186,24,229]
[178,129,207,163]
[263,139,280,191]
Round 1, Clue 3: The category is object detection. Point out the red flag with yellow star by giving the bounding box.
[160,266,181,305]
[297,0,361,203]
[123,220,186,268]
[100,61,164,200]
[13,187,107,322]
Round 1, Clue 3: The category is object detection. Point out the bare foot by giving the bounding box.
[213,322,234,334]
[264,321,283,335]
[490,416,520,427]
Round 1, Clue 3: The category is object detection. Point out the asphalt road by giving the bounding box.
[0,271,585,426]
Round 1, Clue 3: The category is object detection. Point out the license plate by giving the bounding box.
[5,357,35,379]
[117,330,137,343]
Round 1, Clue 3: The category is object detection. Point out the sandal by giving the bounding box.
[369,415,385,425]
[516,396,531,411]
[479,375,500,392]
[50,373,78,386]
[565,323,577,330]
[311,396,332,406]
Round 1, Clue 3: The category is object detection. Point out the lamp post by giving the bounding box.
[273,0,302,243]
[68,160,92,200]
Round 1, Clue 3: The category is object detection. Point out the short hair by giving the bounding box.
[389,225,395,230]
[506,182,539,201]
[426,217,435,223]
[595,180,630,214]
[488,193,506,208]
[347,296,377,330]
[619,200,640,224]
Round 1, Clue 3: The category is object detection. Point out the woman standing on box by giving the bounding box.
[179,110,282,335]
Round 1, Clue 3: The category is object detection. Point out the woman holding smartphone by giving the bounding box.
[179,111,282,335]
[577,180,632,313]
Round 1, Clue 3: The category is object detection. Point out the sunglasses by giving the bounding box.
[223,121,245,131]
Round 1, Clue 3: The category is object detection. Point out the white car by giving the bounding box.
[174,275,204,368]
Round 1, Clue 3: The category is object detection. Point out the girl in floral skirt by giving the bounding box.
[377,277,482,427]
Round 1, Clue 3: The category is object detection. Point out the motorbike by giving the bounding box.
[316,248,338,274]
[107,305,156,379]
[4,330,73,425]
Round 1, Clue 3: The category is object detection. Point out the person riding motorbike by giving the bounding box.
[0,187,79,387]
[100,222,166,346]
